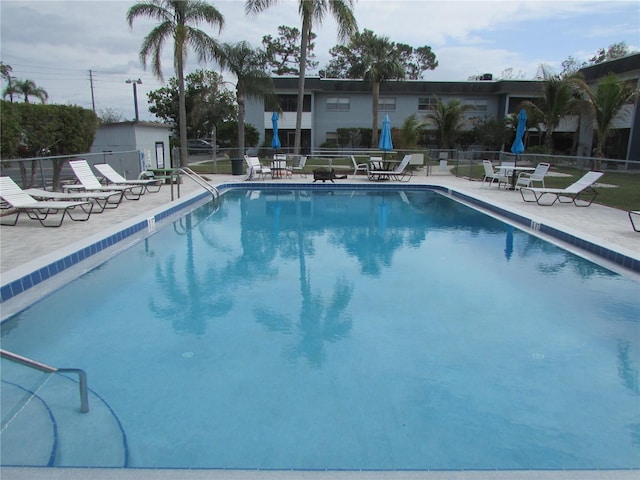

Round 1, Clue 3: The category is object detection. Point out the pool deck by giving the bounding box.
[1,169,639,480]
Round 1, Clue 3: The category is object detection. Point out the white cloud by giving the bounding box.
[1,0,638,121]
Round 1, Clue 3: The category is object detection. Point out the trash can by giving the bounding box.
[231,158,244,175]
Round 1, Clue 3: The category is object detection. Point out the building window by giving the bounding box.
[327,97,350,111]
[418,97,436,111]
[508,96,535,114]
[379,97,396,111]
[274,94,311,112]
[464,98,488,113]
[325,132,338,145]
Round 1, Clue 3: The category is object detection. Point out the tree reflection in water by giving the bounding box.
[150,187,623,360]
[253,190,354,367]
[150,206,233,335]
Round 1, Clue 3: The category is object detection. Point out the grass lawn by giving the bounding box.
[455,164,639,211]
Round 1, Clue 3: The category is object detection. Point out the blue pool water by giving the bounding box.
[1,187,639,470]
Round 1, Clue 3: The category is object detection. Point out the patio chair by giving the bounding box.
[629,211,640,232]
[520,171,604,206]
[94,163,162,193]
[369,156,384,171]
[244,155,272,180]
[291,156,308,177]
[0,176,93,227]
[24,188,124,212]
[499,161,515,177]
[350,155,369,176]
[481,160,509,188]
[271,154,291,178]
[65,160,144,200]
[515,162,550,190]
[367,155,413,182]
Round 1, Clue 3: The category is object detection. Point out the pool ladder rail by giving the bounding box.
[0,349,89,413]
[169,167,220,201]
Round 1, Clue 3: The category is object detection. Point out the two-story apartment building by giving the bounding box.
[244,53,640,160]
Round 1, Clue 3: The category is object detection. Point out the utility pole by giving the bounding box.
[89,70,95,113]
[126,78,142,122]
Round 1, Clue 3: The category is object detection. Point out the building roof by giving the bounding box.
[579,52,640,82]
[272,76,543,96]
[99,120,171,129]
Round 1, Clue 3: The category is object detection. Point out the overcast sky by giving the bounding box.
[1,0,638,122]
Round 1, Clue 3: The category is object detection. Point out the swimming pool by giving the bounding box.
[1,187,639,471]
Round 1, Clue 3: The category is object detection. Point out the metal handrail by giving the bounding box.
[1,349,89,413]
[170,167,219,201]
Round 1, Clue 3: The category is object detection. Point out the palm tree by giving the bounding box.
[6,79,48,104]
[348,30,405,147]
[216,41,277,158]
[399,113,423,149]
[127,0,224,167]
[572,73,639,162]
[1,62,14,102]
[523,67,579,153]
[245,0,357,154]
[423,97,475,149]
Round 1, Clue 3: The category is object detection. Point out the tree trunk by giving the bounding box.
[371,81,380,148]
[237,84,246,160]
[29,160,37,188]
[177,54,188,168]
[544,125,554,153]
[294,13,311,155]
[18,163,27,188]
[52,159,65,191]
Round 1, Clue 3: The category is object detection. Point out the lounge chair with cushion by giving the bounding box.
[94,163,162,193]
[520,171,604,206]
[1,176,93,227]
[24,187,124,212]
[515,162,550,190]
[367,155,413,182]
[244,156,272,180]
[481,160,509,188]
[65,160,144,200]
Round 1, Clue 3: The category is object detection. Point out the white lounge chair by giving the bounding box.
[367,155,413,182]
[481,160,509,188]
[520,171,604,206]
[244,156,272,180]
[515,162,550,190]
[24,187,124,212]
[94,163,162,193]
[65,160,144,200]
[1,176,93,227]
[291,156,307,177]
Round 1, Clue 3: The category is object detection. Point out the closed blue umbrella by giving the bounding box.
[271,112,281,151]
[510,109,527,187]
[378,114,393,156]
[511,109,526,156]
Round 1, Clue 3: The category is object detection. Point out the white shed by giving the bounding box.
[90,121,173,178]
